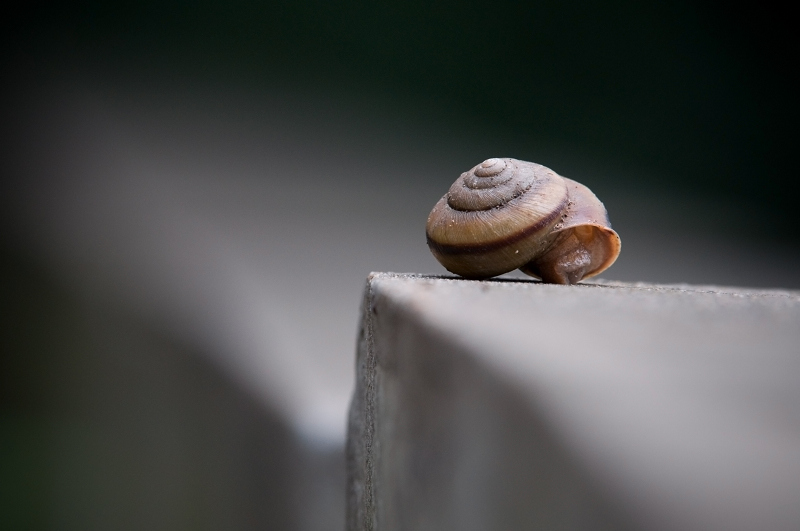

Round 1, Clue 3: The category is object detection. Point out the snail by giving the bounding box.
[426,157,621,284]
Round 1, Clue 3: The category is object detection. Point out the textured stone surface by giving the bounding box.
[347,273,800,531]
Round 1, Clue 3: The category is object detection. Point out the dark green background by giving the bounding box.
[3,1,798,237]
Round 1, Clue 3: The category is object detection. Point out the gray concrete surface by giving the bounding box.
[348,273,800,531]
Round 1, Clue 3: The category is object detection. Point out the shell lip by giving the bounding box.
[580,225,622,279]
[527,222,620,282]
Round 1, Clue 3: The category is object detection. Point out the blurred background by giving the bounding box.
[1,2,797,529]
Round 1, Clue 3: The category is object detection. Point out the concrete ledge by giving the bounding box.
[347,273,800,531]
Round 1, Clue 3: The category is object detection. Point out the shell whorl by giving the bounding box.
[426,158,569,278]
[447,158,535,211]
[426,157,621,283]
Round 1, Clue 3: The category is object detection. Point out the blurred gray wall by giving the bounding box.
[1,245,280,529]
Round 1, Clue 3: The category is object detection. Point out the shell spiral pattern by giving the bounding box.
[426,157,621,284]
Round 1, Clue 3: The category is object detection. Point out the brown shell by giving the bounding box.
[426,158,621,284]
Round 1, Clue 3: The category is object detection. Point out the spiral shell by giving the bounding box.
[426,158,621,284]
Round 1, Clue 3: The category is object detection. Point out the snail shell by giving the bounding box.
[425,157,621,284]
